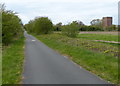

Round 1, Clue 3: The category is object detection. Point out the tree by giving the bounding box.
[34,17,53,34]
[73,20,84,26]
[53,22,62,31]
[2,6,23,45]
[0,3,5,12]
[25,17,53,34]
[90,19,103,31]
[90,19,102,27]
[24,20,35,33]
[90,19,102,26]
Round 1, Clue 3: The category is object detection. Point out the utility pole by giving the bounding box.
[118,1,120,28]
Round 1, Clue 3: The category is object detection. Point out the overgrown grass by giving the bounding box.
[34,33,118,57]
[2,37,25,84]
[33,33,118,84]
[78,33,118,42]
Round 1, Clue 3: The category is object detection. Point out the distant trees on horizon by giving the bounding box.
[24,16,118,38]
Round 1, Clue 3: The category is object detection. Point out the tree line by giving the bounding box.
[25,17,118,38]
[54,20,118,32]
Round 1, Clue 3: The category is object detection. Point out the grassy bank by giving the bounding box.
[33,33,118,84]
[2,37,25,84]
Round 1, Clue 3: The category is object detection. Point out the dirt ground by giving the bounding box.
[80,31,119,35]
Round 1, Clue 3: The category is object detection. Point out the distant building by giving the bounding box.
[102,17,112,28]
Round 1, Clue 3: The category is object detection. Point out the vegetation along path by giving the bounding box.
[22,31,109,84]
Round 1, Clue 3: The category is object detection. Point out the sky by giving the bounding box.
[118,1,120,25]
[0,0,119,25]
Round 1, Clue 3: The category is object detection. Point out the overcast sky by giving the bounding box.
[1,0,119,25]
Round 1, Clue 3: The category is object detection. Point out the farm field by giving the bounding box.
[78,33,118,42]
[33,32,118,84]
[55,31,119,42]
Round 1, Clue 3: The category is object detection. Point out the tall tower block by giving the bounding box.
[102,17,112,28]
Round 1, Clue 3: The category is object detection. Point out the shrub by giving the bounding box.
[61,23,79,37]
[79,26,103,31]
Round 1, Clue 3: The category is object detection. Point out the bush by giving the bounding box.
[79,26,103,31]
[105,25,118,31]
[61,23,79,37]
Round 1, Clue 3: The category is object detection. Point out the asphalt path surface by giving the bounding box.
[23,31,109,84]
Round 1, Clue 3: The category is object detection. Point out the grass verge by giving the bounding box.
[33,33,118,84]
[2,37,25,84]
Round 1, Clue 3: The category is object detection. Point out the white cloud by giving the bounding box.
[0,0,119,25]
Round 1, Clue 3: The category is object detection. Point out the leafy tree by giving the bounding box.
[53,22,62,31]
[72,20,84,26]
[2,6,23,45]
[24,20,35,33]
[34,17,53,34]
[25,17,53,34]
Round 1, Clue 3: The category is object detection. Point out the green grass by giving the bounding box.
[33,33,118,84]
[95,41,120,47]
[34,33,118,57]
[78,33,118,42]
[2,37,25,84]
